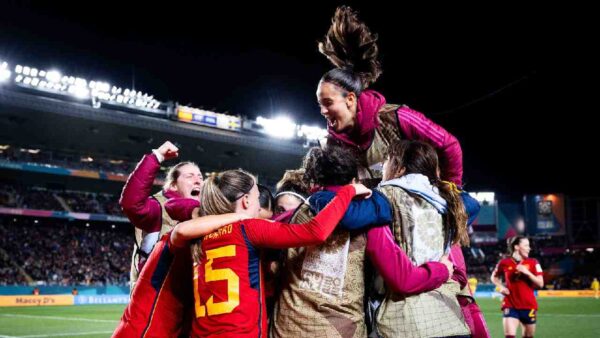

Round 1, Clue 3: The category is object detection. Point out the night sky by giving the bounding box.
[1,1,596,195]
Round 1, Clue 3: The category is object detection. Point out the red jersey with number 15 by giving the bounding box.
[190,185,356,338]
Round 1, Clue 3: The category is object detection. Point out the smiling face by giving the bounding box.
[514,238,531,259]
[317,81,357,133]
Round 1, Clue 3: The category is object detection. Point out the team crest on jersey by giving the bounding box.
[298,233,350,299]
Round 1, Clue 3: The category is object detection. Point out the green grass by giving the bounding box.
[1,298,599,337]
[478,297,600,338]
[0,304,125,337]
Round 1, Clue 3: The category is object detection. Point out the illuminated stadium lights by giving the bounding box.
[469,192,495,204]
[0,68,10,82]
[19,148,40,154]
[298,125,328,141]
[256,116,297,139]
[0,62,11,82]
[68,84,90,99]
[6,60,323,141]
[0,145,10,150]
[9,62,163,111]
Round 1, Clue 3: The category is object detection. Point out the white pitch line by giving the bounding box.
[18,331,113,338]
[0,313,116,323]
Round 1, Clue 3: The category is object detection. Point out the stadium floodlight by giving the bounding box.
[97,82,110,92]
[298,125,328,141]
[1,62,11,82]
[0,68,10,82]
[469,192,495,204]
[256,116,296,139]
[75,78,86,86]
[8,60,164,112]
[69,84,89,99]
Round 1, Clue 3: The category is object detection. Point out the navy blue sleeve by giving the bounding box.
[310,190,392,230]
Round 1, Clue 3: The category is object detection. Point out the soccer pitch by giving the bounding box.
[1,298,599,337]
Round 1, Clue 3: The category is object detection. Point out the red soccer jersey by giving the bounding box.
[494,257,543,310]
[113,233,193,338]
[190,185,356,338]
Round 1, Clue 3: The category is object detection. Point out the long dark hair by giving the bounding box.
[318,6,382,96]
[387,140,470,246]
[302,145,358,186]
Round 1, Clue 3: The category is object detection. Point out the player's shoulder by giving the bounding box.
[499,257,512,265]
[237,218,273,232]
[525,257,540,265]
[239,218,268,226]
